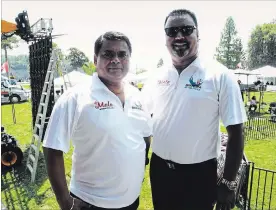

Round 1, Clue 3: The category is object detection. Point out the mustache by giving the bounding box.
[108,65,123,68]
[173,40,189,45]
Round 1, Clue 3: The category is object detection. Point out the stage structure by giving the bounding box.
[2,12,55,134]
[2,11,70,182]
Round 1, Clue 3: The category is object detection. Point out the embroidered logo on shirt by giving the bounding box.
[94,101,114,110]
[132,101,143,111]
[157,80,170,86]
[185,76,203,91]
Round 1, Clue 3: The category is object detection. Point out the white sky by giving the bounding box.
[1,1,276,72]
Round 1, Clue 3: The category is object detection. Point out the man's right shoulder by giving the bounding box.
[57,80,92,103]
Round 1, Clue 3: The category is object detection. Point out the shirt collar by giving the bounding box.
[91,73,107,91]
[91,72,127,93]
[170,56,203,75]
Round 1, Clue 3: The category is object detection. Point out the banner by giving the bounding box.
[1,61,9,73]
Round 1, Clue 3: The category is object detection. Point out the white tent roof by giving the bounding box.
[54,70,91,88]
[233,69,261,76]
[123,72,138,82]
[123,71,155,83]
[232,69,261,85]
[135,71,152,82]
[250,65,276,78]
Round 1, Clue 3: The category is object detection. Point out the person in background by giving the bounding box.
[54,89,61,102]
[43,31,152,210]
[61,85,64,94]
[238,80,244,102]
[142,9,247,210]
[249,95,258,112]
[137,82,143,91]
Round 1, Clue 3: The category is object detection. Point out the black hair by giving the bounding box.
[94,31,132,56]
[164,9,198,28]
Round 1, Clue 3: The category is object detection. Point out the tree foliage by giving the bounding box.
[1,54,28,68]
[82,62,96,75]
[1,54,29,79]
[66,47,89,69]
[215,17,245,69]
[1,35,20,50]
[247,22,276,69]
[52,42,69,77]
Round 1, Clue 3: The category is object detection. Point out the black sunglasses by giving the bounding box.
[165,25,197,37]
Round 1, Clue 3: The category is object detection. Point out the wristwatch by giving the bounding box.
[220,178,238,191]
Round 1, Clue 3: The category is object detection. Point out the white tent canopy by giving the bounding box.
[54,70,91,89]
[135,71,152,83]
[250,65,276,85]
[123,71,155,84]
[233,69,261,85]
[233,69,261,76]
[251,65,276,78]
[123,72,138,83]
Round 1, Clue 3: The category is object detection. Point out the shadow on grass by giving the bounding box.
[1,145,51,210]
[1,101,29,106]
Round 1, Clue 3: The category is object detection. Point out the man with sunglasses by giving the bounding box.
[142,9,247,210]
[43,31,152,210]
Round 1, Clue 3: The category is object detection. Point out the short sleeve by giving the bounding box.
[42,92,78,153]
[141,75,155,116]
[141,99,153,137]
[129,85,153,137]
[219,71,248,127]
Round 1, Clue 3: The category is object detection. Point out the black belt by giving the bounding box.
[165,159,176,169]
[162,156,217,170]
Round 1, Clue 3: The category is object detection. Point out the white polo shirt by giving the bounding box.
[43,73,152,208]
[142,57,247,164]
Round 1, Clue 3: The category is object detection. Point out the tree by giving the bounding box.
[1,36,20,80]
[1,55,28,67]
[51,42,67,77]
[0,55,29,79]
[82,62,96,75]
[247,22,276,69]
[215,17,244,69]
[1,35,19,50]
[52,42,65,61]
[157,58,164,68]
[66,47,89,69]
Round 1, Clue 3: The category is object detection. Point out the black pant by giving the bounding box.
[70,192,139,210]
[150,153,217,210]
[249,104,257,111]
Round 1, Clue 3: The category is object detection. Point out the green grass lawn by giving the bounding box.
[1,91,276,209]
[244,91,276,115]
[21,84,31,90]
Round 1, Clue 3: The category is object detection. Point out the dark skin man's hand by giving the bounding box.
[216,185,236,210]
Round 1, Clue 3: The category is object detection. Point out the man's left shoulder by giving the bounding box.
[201,58,227,73]
[201,58,236,80]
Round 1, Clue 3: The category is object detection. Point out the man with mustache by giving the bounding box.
[142,9,247,210]
[43,31,152,210]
